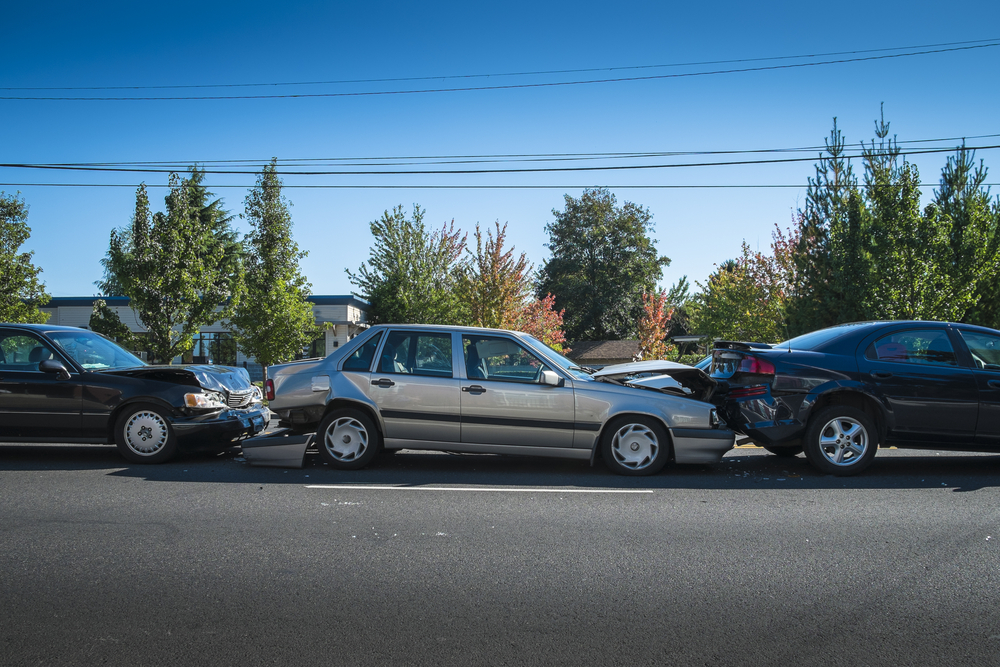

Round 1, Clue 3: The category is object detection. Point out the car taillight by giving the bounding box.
[265,379,275,401]
[737,356,775,375]
[729,384,768,399]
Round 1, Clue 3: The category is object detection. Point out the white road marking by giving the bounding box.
[305,485,653,493]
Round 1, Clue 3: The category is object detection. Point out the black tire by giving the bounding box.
[803,406,878,476]
[601,415,670,476]
[114,403,179,464]
[317,408,382,470]
[763,445,803,458]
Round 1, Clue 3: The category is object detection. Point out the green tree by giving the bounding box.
[348,205,466,325]
[228,159,319,379]
[692,241,788,343]
[97,168,243,364]
[88,299,140,349]
[0,193,50,323]
[458,221,532,329]
[536,188,669,341]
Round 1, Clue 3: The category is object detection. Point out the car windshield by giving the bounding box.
[521,334,594,381]
[47,330,146,370]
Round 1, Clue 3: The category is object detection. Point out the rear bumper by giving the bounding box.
[171,406,269,449]
[670,427,735,464]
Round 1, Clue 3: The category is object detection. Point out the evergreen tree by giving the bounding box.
[228,159,319,379]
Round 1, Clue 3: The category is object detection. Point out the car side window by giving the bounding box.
[463,335,550,383]
[378,331,453,377]
[0,332,53,372]
[342,331,384,372]
[865,330,958,367]
[959,331,1000,370]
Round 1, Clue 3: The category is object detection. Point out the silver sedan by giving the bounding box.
[257,324,734,476]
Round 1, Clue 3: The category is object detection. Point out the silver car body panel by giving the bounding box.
[264,324,734,466]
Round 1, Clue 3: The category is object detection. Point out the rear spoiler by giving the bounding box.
[712,341,774,351]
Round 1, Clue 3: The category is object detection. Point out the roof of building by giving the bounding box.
[565,340,640,360]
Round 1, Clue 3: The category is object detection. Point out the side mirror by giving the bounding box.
[39,359,71,380]
[540,369,564,387]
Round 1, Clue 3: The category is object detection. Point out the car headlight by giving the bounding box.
[184,392,227,409]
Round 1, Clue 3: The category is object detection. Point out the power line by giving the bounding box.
[3,144,998,176]
[3,43,996,101]
[3,183,995,190]
[27,132,1000,169]
[4,37,996,92]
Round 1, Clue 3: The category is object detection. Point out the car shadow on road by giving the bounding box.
[3,442,1000,492]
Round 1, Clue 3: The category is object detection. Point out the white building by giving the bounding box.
[40,295,369,379]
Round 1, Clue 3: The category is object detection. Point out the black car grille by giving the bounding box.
[226,389,253,409]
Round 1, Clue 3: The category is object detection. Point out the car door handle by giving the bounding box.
[462,385,486,393]
[871,371,893,379]
[371,378,395,388]
[989,380,1000,389]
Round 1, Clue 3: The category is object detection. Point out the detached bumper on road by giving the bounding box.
[171,407,269,449]
[670,427,736,464]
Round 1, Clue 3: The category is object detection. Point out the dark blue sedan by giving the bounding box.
[710,321,1000,475]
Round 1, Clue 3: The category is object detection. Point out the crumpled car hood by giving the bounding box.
[592,360,717,401]
[104,364,254,393]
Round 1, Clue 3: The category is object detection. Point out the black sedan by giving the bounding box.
[0,324,267,463]
[710,320,1000,475]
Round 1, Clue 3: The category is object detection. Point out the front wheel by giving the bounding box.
[601,416,670,476]
[318,409,382,470]
[803,406,878,476]
[114,404,179,464]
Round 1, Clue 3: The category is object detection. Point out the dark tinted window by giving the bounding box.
[778,325,858,351]
[865,329,957,366]
[0,332,52,371]
[960,330,1000,370]
[342,331,383,371]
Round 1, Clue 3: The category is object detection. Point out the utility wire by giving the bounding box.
[24,132,1000,170]
[3,144,998,175]
[4,37,996,92]
[3,43,996,101]
[3,183,994,190]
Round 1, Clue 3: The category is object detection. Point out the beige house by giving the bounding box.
[40,296,368,379]
[565,340,640,368]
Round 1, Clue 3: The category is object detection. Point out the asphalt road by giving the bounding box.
[3,443,1000,666]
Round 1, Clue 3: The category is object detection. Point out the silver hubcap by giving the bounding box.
[324,417,368,461]
[611,423,658,470]
[124,411,168,456]
[818,416,869,466]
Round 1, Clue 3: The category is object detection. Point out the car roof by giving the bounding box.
[367,323,529,337]
[0,323,89,335]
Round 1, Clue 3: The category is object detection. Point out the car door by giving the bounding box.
[956,328,1000,448]
[459,334,574,448]
[857,326,978,444]
[367,330,461,443]
[0,329,81,439]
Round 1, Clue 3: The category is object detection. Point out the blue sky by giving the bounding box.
[2,1,999,298]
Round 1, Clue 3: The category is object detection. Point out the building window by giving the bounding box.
[297,334,326,360]
[183,332,237,366]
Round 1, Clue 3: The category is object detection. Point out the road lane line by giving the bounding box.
[305,485,653,493]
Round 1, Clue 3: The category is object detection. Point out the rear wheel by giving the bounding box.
[803,406,878,476]
[318,409,382,470]
[601,416,669,476]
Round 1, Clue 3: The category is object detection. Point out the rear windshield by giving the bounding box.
[776,325,856,351]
